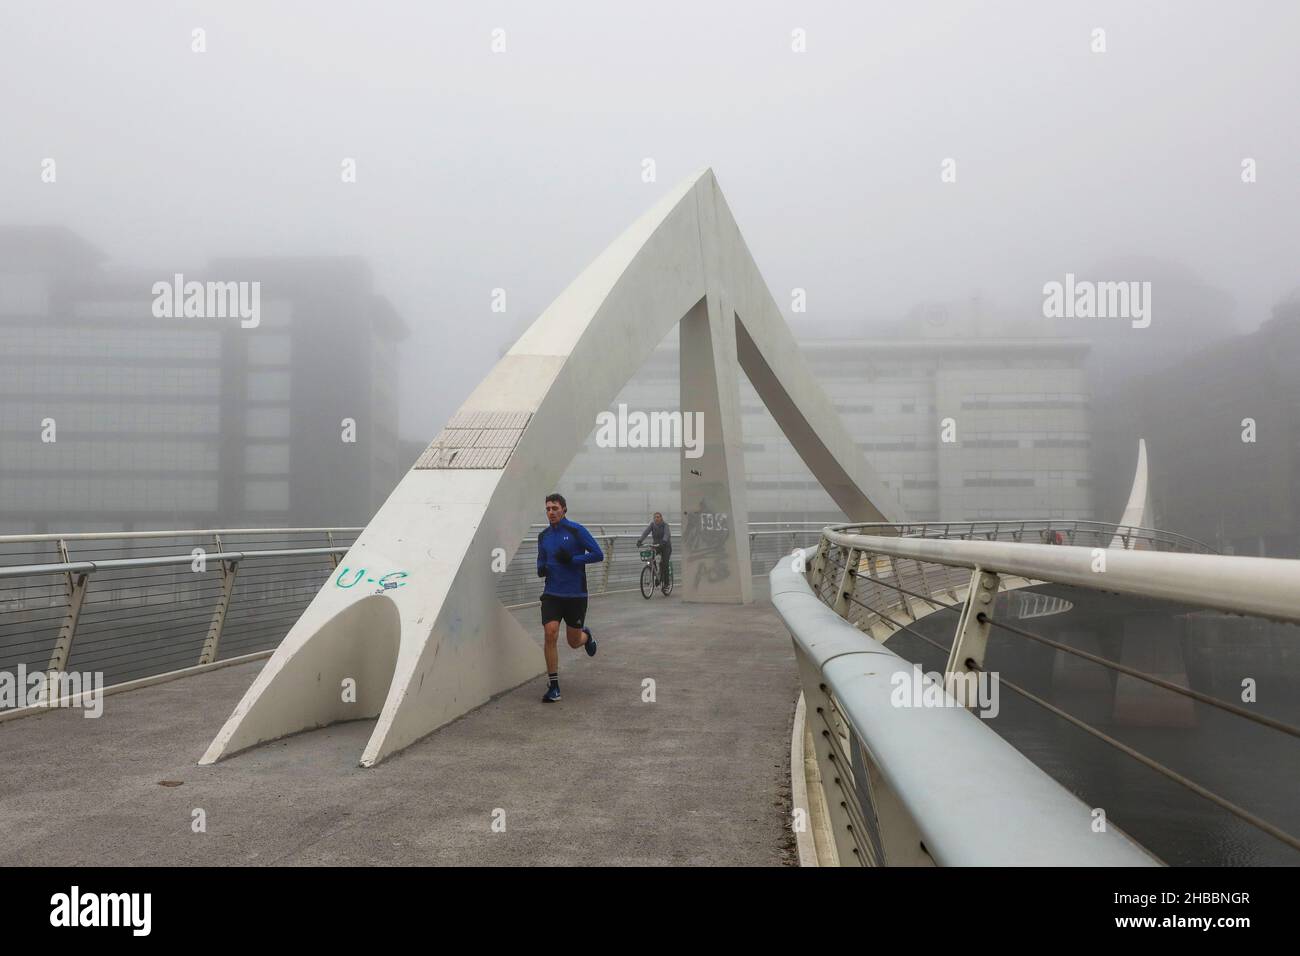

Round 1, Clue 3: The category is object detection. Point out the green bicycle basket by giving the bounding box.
[639,549,654,560]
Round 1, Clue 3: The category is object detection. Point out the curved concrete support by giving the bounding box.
[202,594,403,759]
[203,168,899,767]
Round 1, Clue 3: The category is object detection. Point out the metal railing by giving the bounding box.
[0,521,826,711]
[837,519,1216,554]
[494,521,825,606]
[778,520,1300,865]
[0,529,363,702]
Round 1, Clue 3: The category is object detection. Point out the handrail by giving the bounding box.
[821,526,1300,625]
[0,530,814,582]
[0,527,365,544]
[770,549,1157,866]
[832,520,1216,554]
[0,547,347,581]
[0,521,826,546]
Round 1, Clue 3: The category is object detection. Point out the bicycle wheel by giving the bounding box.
[640,564,654,599]
[661,560,673,596]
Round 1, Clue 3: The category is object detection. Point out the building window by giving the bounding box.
[247,334,292,366]
[246,407,291,438]
[246,371,292,402]
[244,480,289,511]
[245,444,290,475]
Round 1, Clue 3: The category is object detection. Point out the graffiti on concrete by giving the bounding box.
[684,493,732,588]
[334,567,409,595]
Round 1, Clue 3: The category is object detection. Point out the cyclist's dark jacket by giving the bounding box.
[637,520,671,548]
[536,518,604,597]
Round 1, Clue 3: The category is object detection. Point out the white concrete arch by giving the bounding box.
[202,168,901,767]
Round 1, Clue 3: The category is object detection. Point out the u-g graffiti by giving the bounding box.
[334,567,409,595]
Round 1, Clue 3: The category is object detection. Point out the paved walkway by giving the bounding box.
[0,586,799,866]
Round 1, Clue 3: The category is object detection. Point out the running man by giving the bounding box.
[535,492,603,703]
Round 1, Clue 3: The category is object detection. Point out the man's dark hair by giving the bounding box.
[545,492,567,510]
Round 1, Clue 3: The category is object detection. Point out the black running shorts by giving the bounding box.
[540,594,588,628]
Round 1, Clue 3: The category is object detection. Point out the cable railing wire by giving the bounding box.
[978,613,1300,741]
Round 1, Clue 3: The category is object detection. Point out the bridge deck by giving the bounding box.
[0,586,798,866]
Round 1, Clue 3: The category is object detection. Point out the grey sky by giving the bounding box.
[3,0,1297,439]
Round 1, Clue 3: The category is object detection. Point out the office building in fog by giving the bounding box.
[0,227,406,533]
[558,332,1095,525]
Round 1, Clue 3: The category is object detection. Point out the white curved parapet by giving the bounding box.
[202,169,899,767]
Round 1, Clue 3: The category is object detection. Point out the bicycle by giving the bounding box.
[639,543,673,598]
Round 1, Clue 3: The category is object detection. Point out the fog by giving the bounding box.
[3,4,1299,868]
[4,0,1297,440]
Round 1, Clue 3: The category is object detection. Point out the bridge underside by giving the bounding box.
[0,592,797,866]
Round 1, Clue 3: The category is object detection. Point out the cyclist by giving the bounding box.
[636,511,672,581]
[536,493,603,703]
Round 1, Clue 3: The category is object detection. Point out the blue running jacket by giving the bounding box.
[536,518,605,597]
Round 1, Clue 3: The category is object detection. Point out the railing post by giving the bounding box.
[913,558,931,610]
[43,539,89,704]
[199,551,239,666]
[832,545,861,619]
[326,530,341,569]
[600,535,613,594]
[198,561,240,665]
[945,567,999,703]
[809,539,828,590]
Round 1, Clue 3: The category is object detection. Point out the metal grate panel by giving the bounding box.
[447,410,532,430]
[415,411,532,470]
